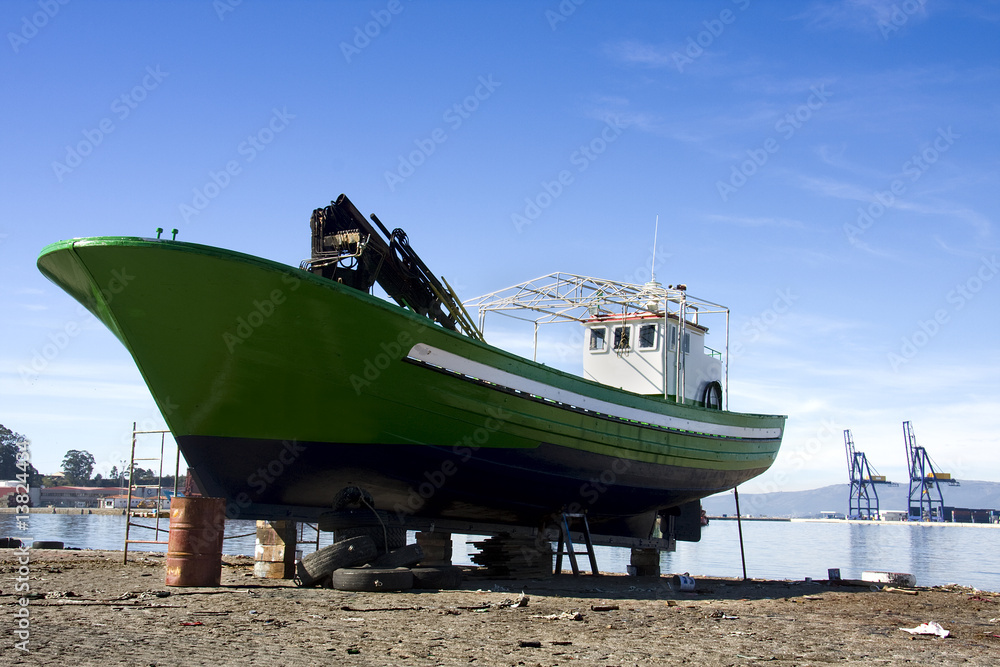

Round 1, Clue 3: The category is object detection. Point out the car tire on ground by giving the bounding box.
[297,535,377,587]
[335,526,406,553]
[331,567,413,592]
[31,540,64,550]
[371,543,424,568]
[410,566,464,590]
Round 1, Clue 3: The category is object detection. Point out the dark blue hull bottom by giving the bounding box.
[177,435,761,539]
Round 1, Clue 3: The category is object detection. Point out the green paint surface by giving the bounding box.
[38,237,785,472]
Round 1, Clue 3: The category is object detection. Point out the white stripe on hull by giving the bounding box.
[407,343,782,440]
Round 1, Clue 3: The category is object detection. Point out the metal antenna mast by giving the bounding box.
[651,215,659,283]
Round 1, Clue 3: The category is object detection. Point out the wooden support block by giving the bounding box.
[415,531,453,566]
[629,547,660,577]
[254,520,297,579]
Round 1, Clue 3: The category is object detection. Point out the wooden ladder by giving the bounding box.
[554,512,599,576]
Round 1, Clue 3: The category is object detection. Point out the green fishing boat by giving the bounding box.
[37,195,784,544]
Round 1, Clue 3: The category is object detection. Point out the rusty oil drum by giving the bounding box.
[165,496,226,587]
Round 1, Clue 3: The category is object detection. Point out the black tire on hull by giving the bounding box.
[703,381,724,410]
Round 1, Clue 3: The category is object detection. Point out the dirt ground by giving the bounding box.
[2,548,998,666]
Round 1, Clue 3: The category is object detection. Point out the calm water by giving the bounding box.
[4,514,998,591]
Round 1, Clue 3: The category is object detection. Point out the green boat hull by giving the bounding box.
[37,237,785,537]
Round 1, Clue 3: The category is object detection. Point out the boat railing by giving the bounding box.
[705,346,723,360]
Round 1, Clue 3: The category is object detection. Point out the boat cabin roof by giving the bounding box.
[464,272,726,332]
[585,311,711,334]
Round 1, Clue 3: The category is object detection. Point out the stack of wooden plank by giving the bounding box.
[468,534,553,579]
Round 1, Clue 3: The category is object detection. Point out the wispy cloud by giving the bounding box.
[703,213,807,229]
[952,1,1000,23]
[583,94,789,148]
[604,41,675,68]
[794,175,874,202]
[933,235,985,258]
[601,40,760,78]
[3,286,47,296]
[793,174,994,236]
[847,237,897,258]
[1,375,150,402]
[814,144,890,180]
[793,0,930,33]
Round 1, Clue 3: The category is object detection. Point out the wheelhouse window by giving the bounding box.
[638,323,657,350]
[613,325,630,352]
[589,327,606,351]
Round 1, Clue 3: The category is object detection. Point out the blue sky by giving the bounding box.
[2,0,998,495]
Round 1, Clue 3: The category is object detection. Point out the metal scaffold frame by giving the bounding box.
[122,423,180,563]
[463,272,730,408]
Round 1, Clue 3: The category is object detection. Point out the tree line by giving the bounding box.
[1,424,173,488]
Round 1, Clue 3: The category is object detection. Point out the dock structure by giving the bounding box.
[903,420,960,522]
[843,429,896,520]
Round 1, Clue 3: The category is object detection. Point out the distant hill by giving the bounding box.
[701,480,1000,518]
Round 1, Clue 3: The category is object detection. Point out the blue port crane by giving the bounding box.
[844,429,896,520]
[903,420,959,522]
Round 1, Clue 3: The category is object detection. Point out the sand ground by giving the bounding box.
[2,548,998,666]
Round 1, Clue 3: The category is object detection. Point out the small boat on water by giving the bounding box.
[37,195,785,546]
